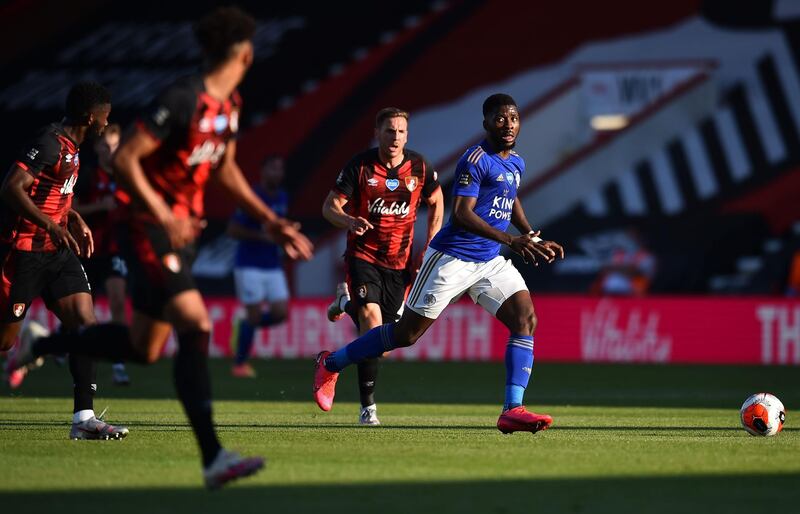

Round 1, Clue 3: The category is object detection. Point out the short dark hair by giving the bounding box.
[65,81,111,120]
[375,107,409,128]
[194,6,257,69]
[482,93,517,118]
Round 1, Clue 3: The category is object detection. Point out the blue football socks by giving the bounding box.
[259,312,276,327]
[235,319,256,365]
[325,323,396,372]
[504,334,534,411]
[235,311,283,365]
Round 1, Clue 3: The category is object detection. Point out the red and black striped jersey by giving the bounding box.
[0,123,80,251]
[134,75,241,220]
[73,165,129,256]
[334,148,440,270]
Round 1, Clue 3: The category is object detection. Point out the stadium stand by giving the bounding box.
[2,0,799,296]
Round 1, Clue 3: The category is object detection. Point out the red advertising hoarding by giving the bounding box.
[24,296,800,365]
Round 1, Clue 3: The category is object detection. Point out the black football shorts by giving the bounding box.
[122,221,196,320]
[346,257,410,323]
[0,244,91,322]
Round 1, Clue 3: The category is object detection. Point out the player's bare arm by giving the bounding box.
[322,191,373,235]
[214,140,279,224]
[0,165,81,255]
[402,186,444,275]
[73,194,116,217]
[510,196,534,235]
[215,140,313,260]
[453,195,554,266]
[424,186,444,244]
[451,195,513,244]
[226,218,273,242]
[114,128,198,249]
[67,208,94,258]
[510,200,563,263]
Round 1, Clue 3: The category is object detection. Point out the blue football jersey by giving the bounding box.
[233,187,288,269]
[429,141,524,262]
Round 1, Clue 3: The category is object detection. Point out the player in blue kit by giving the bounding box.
[228,155,290,378]
[314,94,565,433]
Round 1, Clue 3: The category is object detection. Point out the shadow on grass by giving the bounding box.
[3,360,799,408]
[1,474,798,514]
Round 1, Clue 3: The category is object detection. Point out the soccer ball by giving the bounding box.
[740,393,785,436]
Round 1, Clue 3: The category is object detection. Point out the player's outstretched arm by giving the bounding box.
[0,166,81,255]
[424,186,444,244]
[226,218,272,242]
[215,141,313,260]
[510,200,564,263]
[113,129,169,221]
[114,128,200,249]
[67,209,94,258]
[453,196,557,266]
[452,195,518,244]
[510,198,534,235]
[214,141,278,225]
[1,166,58,234]
[321,191,373,235]
[264,220,314,261]
[73,195,116,217]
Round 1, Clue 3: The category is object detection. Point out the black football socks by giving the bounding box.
[68,352,97,415]
[357,357,379,407]
[174,330,221,467]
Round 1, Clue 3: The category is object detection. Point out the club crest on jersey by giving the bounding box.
[404,176,417,192]
[162,253,181,273]
[367,178,379,187]
[213,115,228,134]
[385,178,399,191]
[505,171,514,185]
[12,303,25,318]
[423,293,436,306]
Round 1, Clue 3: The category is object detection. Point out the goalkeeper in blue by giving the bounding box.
[313,93,565,433]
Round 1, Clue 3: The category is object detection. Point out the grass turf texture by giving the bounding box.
[1,359,798,513]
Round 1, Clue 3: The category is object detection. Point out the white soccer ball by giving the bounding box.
[740,393,786,436]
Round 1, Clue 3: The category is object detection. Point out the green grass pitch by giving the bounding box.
[1,359,798,513]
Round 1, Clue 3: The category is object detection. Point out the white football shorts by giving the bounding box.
[405,247,528,319]
[233,267,290,305]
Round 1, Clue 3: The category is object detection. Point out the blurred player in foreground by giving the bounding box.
[228,155,291,378]
[314,94,564,433]
[6,7,313,488]
[323,107,442,424]
[1,82,129,440]
[72,123,132,385]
